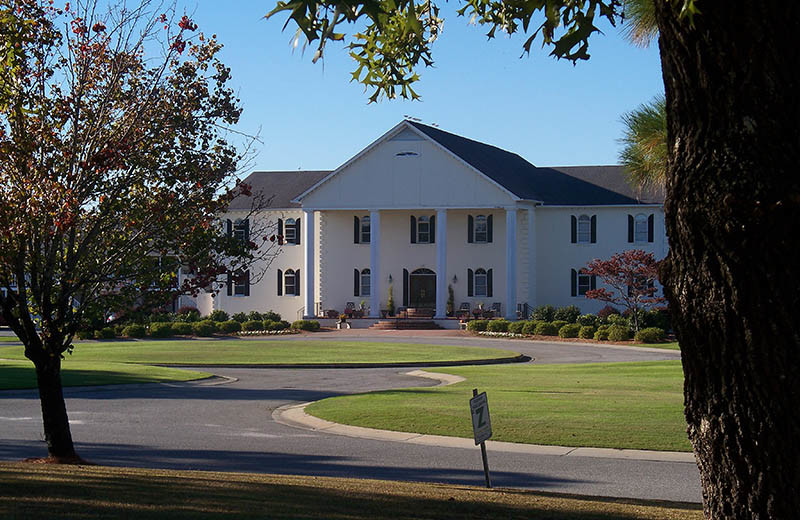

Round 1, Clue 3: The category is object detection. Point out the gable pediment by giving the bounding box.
[299,123,517,209]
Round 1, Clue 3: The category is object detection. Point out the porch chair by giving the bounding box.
[456,302,471,320]
[344,302,356,317]
[490,302,502,318]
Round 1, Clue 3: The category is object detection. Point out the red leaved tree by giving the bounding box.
[0,0,277,462]
[584,250,665,332]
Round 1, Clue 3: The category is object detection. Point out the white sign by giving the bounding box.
[470,391,492,445]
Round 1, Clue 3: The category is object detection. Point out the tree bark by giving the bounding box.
[34,354,78,460]
[655,1,800,518]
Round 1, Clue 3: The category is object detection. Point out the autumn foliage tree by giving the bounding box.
[584,249,665,332]
[0,0,276,462]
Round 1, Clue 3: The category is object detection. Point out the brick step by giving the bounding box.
[404,308,435,319]
[369,319,442,330]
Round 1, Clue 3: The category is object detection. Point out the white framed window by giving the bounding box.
[474,268,487,297]
[284,269,296,296]
[361,216,371,244]
[577,215,591,244]
[233,219,248,243]
[417,216,430,244]
[634,214,648,243]
[285,218,297,244]
[578,272,591,296]
[360,268,371,297]
[474,215,488,243]
[234,270,248,296]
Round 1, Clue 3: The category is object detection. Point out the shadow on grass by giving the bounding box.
[0,461,702,520]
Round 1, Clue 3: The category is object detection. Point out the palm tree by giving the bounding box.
[618,0,666,193]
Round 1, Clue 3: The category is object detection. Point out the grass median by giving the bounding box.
[0,359,211,390]
[307,360,691,452]
[0,340,519,366]
[0,463,701,520]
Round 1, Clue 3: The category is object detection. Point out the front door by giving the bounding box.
[409,268,436,308]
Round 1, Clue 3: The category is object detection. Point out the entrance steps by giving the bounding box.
[369,319,442,330]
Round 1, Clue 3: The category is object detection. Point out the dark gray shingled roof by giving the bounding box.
[227,170,331,210]
[408,121,662,205]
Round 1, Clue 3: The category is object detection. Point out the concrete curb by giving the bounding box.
[272,369,696,464]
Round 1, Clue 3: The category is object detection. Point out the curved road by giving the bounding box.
[0,332,700,502]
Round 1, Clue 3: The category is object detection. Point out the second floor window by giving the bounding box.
[285,218,297,244]
[474,215,488,243]
[577,215,591,243]
[361,216,371,243]
[417,216,430,243]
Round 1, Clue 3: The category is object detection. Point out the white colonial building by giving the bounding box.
[190,120,666,323]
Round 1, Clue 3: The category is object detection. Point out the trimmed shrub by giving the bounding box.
[218,320,242,334]
[642,309,671,331]
[553,305,581,323]
[148,311,174,324]
[607,314,630,328]
[596,305,621,323]
[268,320,288,331]
[192,320,217,337]
[634,327,666,343]
[521,320,539,335]
[76,329,94,340]
[208,310,229,322]
[508,321,525,334]
[122,324,146,338]
[291,320,320,331]
[534,322,559,336]
[231,312,248,323]
[594,328,609,341]
[578,325,596,339]
[467,320,489,332]
[607,325,631,341]
[242,320,263,331]
[551,320,569,331]
[263,311,281,322]
[175,309,200,323]
[576,314,597,327]
[486,319,510,333]
[247,311,263,322]
[280,320,291,330]
[171,322,193,335]
[558,323,581,338]
[149,322,174,338]
[531,304,556,322]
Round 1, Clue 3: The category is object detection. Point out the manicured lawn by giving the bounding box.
[308,361,691,452]
[0,340,519,365]
[0,336,19,342]
[0,360,211,390]
[0,463,702,520]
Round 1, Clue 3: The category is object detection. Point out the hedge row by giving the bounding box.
[77,318,319,339]
[468,318,665,343]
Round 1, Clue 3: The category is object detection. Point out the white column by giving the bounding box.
[435,209,448,319]
[303,209,315,318]
[369,210,381,318]
[527,206,537,312]
[505,208,518,320]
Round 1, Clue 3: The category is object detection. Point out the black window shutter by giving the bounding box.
[244,219,250,243]
[402,269,409,306]
[226,219,232,237]
[430,215,436,244]
[487,269,493,298]
[627,215,634,243]
[410,216,417,243]
[590,215,597,243]
[571,269,577,297]
[648,214,654,242]
[571,215,577,243]
[278,218,284,239]
[487,215,493,243]
[467,269,474,297]
[295,218,301,245]
[227,271,232,296]
[467,215,474,243]
[591,274,597,291]
[354,269,360,297]
[244,270,250,296]
[277,269,283,296]
[295,269,300,296]
[354,216,360,244]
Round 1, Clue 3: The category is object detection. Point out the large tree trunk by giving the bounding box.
[34,354,78,460]
[655,1,800,518]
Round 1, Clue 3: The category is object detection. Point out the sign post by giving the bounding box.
[470,388,492,488]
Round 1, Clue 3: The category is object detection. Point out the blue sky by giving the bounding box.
[190,3,663,174]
